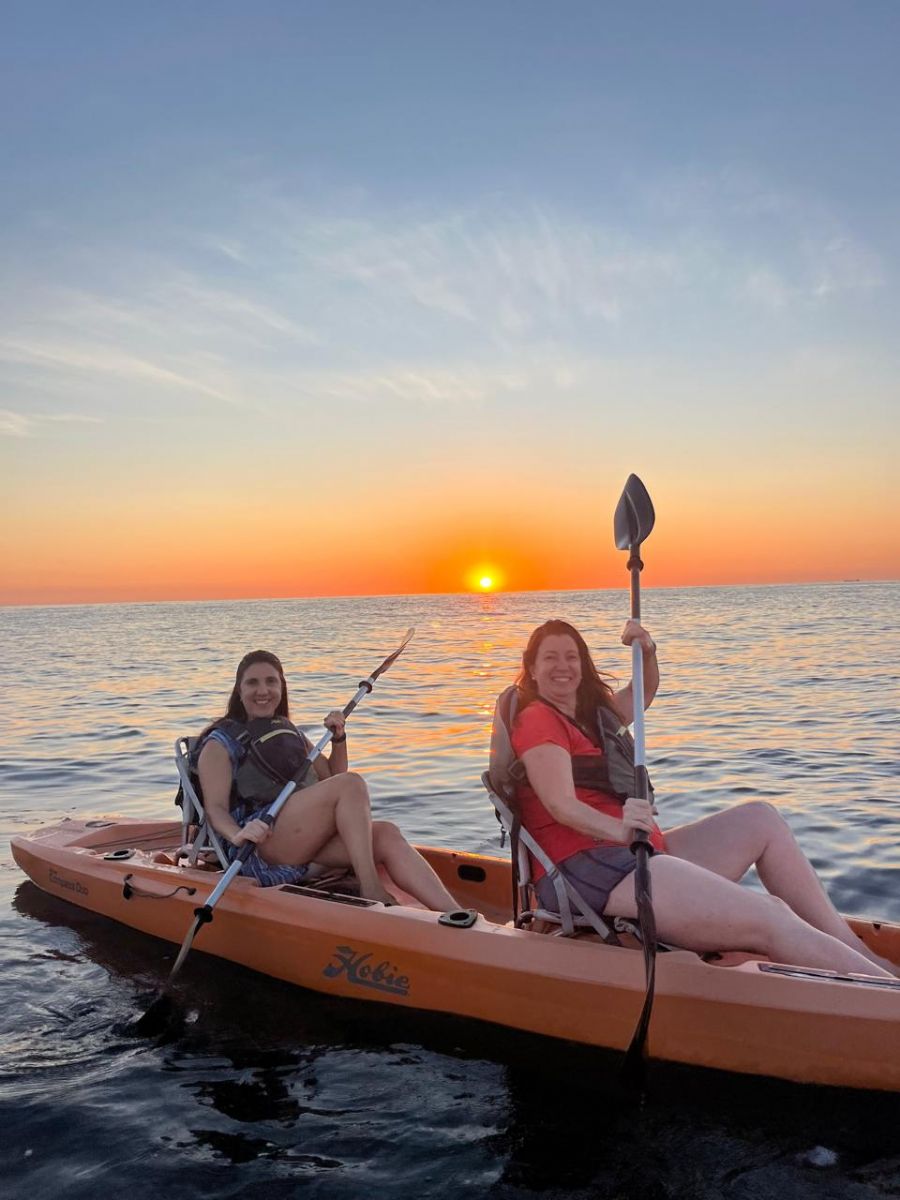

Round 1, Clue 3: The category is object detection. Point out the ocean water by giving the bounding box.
[1,584,898,1199]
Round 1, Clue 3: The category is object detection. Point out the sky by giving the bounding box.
[2,0,898,604]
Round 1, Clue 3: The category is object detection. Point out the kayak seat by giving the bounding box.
[174,736,230,870]
[482,771,625,943]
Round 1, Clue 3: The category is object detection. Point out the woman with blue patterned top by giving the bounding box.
[196,649,457,909]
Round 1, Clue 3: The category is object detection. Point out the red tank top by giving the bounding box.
[510,699,665,880]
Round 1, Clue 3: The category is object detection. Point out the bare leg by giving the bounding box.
[605,854,893,977]
[258,772,394,904]
[370,822,457,910]
[664,801,899,976]
[311,822,457,910]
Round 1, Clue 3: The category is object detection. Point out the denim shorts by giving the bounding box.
[536,845,638,916]
[226,803,309,887]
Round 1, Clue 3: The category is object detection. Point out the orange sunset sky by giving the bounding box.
[3,442,895,604]
[2,7,899,605]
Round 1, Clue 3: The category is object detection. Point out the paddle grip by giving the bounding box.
[632,762,651,803]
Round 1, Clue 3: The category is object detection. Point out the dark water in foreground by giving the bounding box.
[1,586,899,1198]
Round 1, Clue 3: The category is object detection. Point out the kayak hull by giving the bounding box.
[12,818,900,1092]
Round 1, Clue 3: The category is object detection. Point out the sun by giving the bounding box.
[466,564,504,592]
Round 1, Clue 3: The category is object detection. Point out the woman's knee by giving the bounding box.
[338,770,370,798]
[333,771,372,814]
[372,820,405,850]
[740,800,790,838]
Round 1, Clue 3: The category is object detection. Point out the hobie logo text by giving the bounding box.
[323,945,410,996]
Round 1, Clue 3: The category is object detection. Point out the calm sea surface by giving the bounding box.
[1,585,898,1199]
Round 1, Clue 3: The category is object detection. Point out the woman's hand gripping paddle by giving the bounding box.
[129,628,416,1036]
[613,474,658,1084]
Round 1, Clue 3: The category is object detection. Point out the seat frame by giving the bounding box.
[175,735,230,869]
[482,771,624,942]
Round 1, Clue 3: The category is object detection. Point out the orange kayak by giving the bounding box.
[12,817,900,1092]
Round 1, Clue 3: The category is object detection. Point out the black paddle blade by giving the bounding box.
[614,474,655,550]
[119,990,179,1038]
[120,909,205,1038]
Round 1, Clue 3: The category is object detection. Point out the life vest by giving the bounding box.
[193,716,317,807]
[488,685,652,805]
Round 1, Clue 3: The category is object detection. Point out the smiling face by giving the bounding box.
[530,633,583,713]
[238,660,284,720]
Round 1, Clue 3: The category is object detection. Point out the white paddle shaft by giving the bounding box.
[631,640,647,767]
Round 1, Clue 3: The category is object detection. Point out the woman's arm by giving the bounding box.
[197,739,250,842]
[520,744,655,843]
[611,619,659,727]
[307,709,350,781]
[197,739,272,848]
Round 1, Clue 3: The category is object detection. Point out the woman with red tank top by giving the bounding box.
[510,620,897,978]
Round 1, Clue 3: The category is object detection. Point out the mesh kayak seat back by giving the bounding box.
[174,736,230,869]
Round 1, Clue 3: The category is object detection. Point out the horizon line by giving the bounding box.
[2,577,897,612]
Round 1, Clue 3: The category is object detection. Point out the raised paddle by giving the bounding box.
[613,473,658,1079]
[130,628,416,1035]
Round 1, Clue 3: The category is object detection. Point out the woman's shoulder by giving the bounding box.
[512,699,574,751]
[199,720,249,768]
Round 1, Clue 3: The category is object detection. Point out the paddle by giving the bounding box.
[130,628,416,1035]
[613,474,658,1079]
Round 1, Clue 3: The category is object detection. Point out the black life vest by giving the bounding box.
[196,716,316,806]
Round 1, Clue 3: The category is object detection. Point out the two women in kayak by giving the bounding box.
[510,619,896,979]
[198,634,895,978]
[195,650,456,910]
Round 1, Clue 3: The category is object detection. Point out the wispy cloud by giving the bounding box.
[311,362,533,407]
[0,180,892,434]
[639,164,885,308]
[0,407,101,437]
[743,267,792,310]
[805,235,883,297]
[298,206,680,340]
[0,336,239,405]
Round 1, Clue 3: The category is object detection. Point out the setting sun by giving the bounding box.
[465,564,505,592]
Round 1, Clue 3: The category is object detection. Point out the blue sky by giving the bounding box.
[2,2,898,600]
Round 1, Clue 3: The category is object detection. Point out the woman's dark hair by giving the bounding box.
[224,650,290,721]
[515,619,616,725]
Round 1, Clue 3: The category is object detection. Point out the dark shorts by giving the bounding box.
[536,845,638,916]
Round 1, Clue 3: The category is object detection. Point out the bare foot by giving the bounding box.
[874,955,900,980]
[366,885,399,907]
[853,940,900,979]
